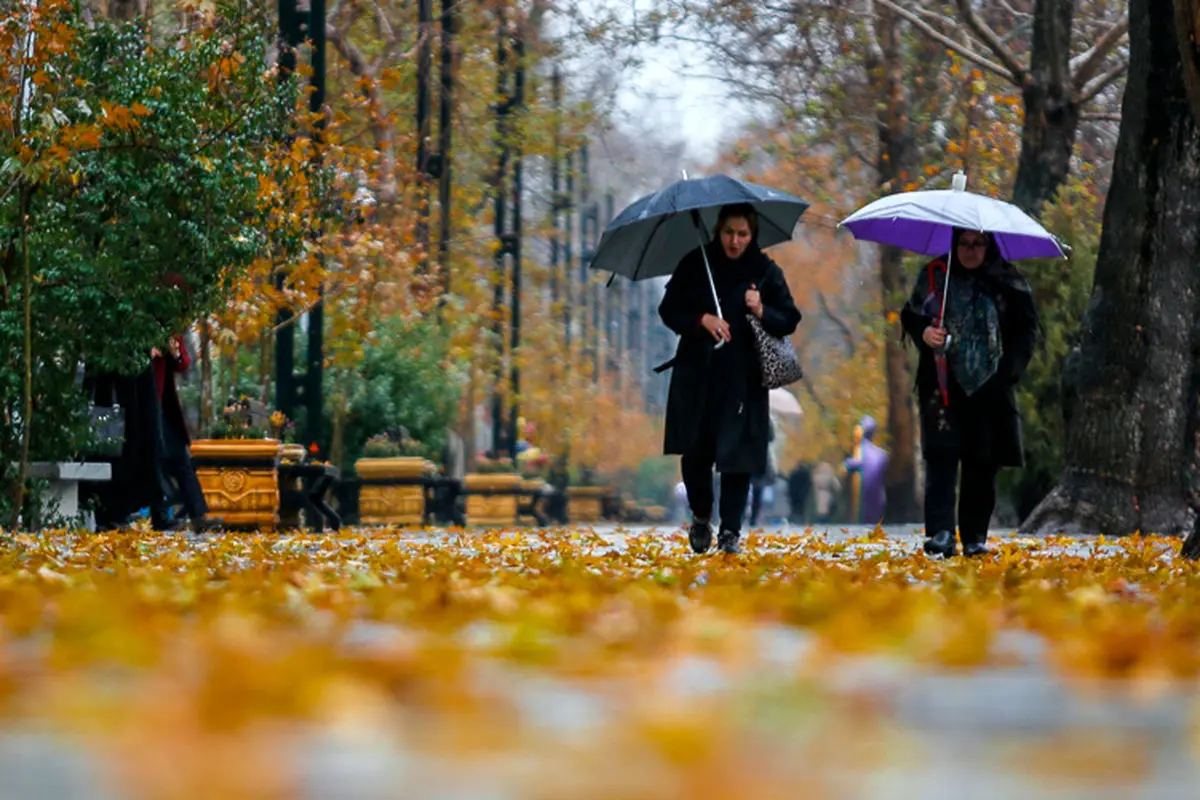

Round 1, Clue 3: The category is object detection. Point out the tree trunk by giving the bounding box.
[875,14,921,523]
[9,212,32,530]
[1178,0,1200,122]
[1010,0,1080,215]
[1022,0,1200,538]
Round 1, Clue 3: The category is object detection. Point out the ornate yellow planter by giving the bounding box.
[567,485,606,523]
[191,439,283,530]
[463,473,522,528]
[356,457,434,527]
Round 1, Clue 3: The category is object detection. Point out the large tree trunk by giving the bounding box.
[1022,0,1200,537]
[1178,0,1200,122]
[875,12,921,523]
[1011,0,1080,214]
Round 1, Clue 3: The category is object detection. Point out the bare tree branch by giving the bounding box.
[1070,17,1129,91]
[325,19,399,204]
[862,0,885,66]
[816,290,857,358]
[1078,59,1128,104]
[371,0,394,43]
[996,0,1034,20]
[951,0,1026,82]
[874,0,1017,82]
[800,374,829,417]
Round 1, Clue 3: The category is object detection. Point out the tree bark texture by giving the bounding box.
[1011,0,1080,214]
[1023,0,1200,537]
[874,11,922,523]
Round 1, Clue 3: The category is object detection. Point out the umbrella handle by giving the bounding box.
[937,246,953,326]
[691,210,724,319]
[692,211,727,350]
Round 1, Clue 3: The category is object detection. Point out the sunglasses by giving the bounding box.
[958,239,988,250]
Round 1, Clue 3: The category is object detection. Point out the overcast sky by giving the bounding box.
[612,41,746,165]
[558,0,753,167]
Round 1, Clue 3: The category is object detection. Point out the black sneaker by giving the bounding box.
[688,518,713,553]
[963,541,989,558]
[190,516,223,535]
[923,529,957,558]
[717,529,741,555]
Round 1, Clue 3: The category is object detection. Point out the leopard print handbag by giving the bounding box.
[747,314,803,389]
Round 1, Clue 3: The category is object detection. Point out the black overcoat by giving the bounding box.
[658,241,801,474]
[899,249,1038,467]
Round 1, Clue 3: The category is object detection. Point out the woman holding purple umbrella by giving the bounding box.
[901,228,1038,558]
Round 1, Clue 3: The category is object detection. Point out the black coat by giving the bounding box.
[81,366,168,526]
[659,241,801,474]
[900,252,1037,467]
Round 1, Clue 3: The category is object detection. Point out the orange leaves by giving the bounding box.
[56,122,100,152]
[205,52,247,90]
[99,100,142,133]
[1,528,1200,797]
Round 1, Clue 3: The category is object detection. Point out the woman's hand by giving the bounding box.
[922,325,947,348]
[700,313,731,343]
[745,283,763,319]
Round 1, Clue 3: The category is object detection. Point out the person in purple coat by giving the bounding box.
[844,415,888,526]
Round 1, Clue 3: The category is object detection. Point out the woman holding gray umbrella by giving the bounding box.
[659,203,802,555]
[901,228,1038,558]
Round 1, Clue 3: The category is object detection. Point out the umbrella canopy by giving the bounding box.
[589,175,810,281]
[839,176,1067,261]
[768,388,802,417]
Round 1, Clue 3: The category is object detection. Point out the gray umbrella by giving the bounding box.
[588,175,810,284]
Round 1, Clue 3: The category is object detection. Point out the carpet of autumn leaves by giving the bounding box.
[2,527,1200,798]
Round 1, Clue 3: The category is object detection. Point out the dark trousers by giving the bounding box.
[680,395,753,535]
[749,483,765,526]
[152,417,208,528]
[682,457,751,535]
[924,455,999,545]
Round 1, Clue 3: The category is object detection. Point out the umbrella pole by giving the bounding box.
[691,210,727,349]
[937,246,954,326]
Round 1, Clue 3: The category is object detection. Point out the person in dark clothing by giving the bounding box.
[900,228,1038,558]
[150,335,209,531]
[787,463,813,524]
[748,419,777,527]
[659,203,802,555]
[82,366,166,530]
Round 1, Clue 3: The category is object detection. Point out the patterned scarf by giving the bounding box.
[943,271,1002,396]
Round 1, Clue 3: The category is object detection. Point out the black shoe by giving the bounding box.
[190,516,223,535]
[923,529,957,558]
[717,529,741,555]
[963,541,989,558]
[688,518,713,554]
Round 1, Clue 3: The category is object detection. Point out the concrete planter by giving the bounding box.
[26,462,112,530]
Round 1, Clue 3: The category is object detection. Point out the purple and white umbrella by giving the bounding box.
[840,171,1066,408]
[838,172,1068,261]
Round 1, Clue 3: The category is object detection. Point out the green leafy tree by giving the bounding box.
[328,317,462,472]
[0,0,296,524]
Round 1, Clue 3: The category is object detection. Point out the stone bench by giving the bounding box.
[26,462,112,531]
